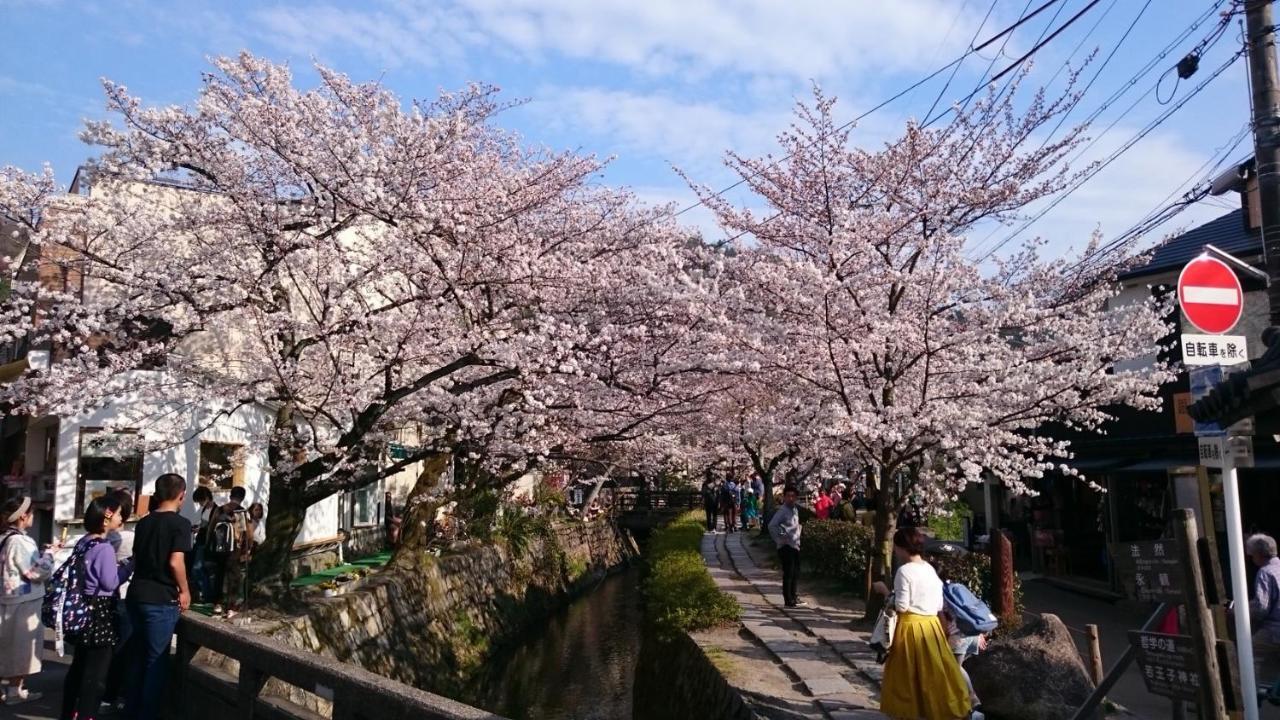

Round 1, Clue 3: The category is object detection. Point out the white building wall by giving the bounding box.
[51,397,342,545]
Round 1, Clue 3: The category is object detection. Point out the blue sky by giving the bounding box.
[0,0,1254,259]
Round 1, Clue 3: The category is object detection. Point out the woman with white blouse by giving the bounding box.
[873,527,973,720]
[0,496,57,705]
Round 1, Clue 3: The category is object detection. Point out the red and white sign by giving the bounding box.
[1177,255,1244,334]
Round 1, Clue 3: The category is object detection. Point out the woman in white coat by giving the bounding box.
[0,496,56,705]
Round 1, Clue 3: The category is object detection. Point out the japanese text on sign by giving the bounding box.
[1112,541,1184,603]
[1181,333,1248,366]
[1128,631,1202,702]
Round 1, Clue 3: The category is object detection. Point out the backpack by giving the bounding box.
[942,581,999,636]
[42,536,107,639]
[720,484,734,504]
[209,508,246,554]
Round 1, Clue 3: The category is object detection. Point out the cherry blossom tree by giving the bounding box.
[695,85,1174,610]
[0,54,701,593]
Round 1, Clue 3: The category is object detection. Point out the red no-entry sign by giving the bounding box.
[1178,255,1243,334]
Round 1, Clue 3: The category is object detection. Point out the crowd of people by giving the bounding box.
[0,472,266,718]
[699,473,764,533]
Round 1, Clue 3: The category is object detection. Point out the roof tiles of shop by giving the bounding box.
[1119,209,1261,281]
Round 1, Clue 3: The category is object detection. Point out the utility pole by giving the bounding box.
[1240,5,1279,718]
[1246,0,1280,323]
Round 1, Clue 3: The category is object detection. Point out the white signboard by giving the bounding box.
[1197,435,1255,469]
[1181,333,1248,366]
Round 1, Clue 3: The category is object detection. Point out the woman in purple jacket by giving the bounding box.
[60,495,130,720]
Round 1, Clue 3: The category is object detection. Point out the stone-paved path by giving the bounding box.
[703,529,882,720]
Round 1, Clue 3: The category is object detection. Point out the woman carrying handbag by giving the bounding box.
[872,527,974,720]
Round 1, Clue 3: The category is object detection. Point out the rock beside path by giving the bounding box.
[968,613,1098,720]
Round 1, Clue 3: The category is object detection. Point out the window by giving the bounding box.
[349,484,379,527]
[77,429,143,516]
[198,442,245,491]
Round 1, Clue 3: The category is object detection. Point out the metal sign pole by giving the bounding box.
[1221,451,1259,720]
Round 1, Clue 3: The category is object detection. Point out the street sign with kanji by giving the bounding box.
[1180,333,1248,366]
[1112,541,1184,602]
[1128,631,1202,702]
[1178,255,1244,334]
[1198,435,1255,469]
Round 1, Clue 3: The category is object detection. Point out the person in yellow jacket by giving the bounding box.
[873,527,975,720]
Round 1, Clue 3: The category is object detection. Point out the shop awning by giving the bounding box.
[1110,457,1199,473]
[0,357,28,384]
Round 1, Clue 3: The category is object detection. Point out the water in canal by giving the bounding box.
[473,567,645,720]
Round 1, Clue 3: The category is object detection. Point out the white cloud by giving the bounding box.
[248,0,983,81]
[537,87,787,175]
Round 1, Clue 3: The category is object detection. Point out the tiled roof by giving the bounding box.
[1119,209,1261,280]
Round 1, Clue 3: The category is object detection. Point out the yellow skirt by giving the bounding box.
[880,612,972,720]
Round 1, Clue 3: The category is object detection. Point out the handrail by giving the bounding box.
[1068,602,1170,720]
[174,613,505,720]
[611,489,702,512]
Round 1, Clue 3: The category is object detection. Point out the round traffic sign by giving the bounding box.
[1177,255,1243,334]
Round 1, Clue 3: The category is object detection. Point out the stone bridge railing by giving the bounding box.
[172,612,504,720]
[612,488,702,513]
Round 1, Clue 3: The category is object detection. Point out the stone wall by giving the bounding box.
[633,631,757,720]
[210,517,636,715]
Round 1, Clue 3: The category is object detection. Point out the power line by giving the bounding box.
[967,1,1236,259]
[923,0,1000,122]
[672,0,1071,222]
[1038,0,1155,146]
[979,47,1246,264]
[923,0,1108,128]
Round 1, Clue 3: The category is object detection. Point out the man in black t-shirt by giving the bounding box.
[124,473,191,720]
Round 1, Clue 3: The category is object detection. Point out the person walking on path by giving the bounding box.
[124,473,191,720]
[60,494,130,720]
[873,527,972,720]
[206,486,246,612]
[0,496,57,705]
[814,486,833,519]
[188,486,216,603]
[701,477,719,532]
[742,489,760,530]
[768,485,804,608]
[103,489,136,713]
[1248,533,1280,685]
[721,478,739,533]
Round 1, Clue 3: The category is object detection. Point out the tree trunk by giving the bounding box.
[864,470,898,620]
[391,452,453,569]
[248,475,308,602]
[758,470,775,535]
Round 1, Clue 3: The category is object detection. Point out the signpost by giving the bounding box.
[1113,541,1185,603]
[1129,631,1202,703]
[1178,253,1257,720]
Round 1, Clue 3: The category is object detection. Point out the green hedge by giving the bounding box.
[645,512,740,634]
[801,518,1022,630]
[801,519,874,586]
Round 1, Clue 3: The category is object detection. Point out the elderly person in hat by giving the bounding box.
[0,496,57,705]
[1248,533,1280,684]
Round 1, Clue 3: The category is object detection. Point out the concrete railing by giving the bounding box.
[172,612,505,720]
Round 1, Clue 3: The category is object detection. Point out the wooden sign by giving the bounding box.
[1128,631,1202,702]
[1112,540,1185,602]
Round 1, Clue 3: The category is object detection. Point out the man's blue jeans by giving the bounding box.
[123,601,181,720]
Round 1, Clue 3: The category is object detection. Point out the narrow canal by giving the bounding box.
[472,567,646,719]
